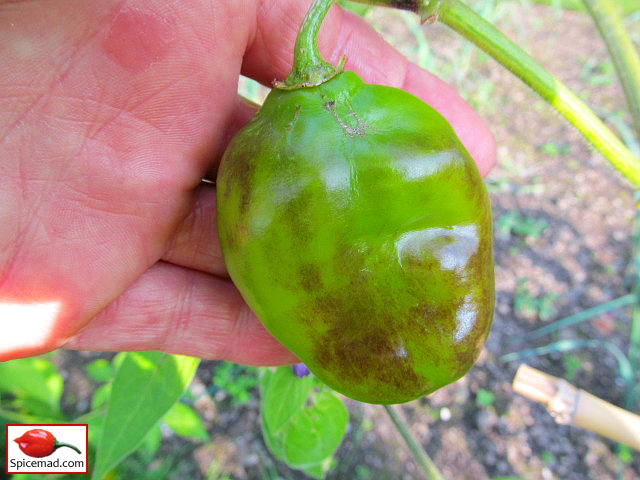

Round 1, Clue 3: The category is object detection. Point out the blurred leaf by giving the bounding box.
[0,357,63,416]
[261,367,348,475]
[139,422,163,457]
[338,0,370,16]
[497,211,548,240]
[540,141,570,156]
[301,457,333,479]
[531,0,640,13]
[537,294,559,321]
[91,352,199,480]
[86,359,114,383]
[212,362,260,405]
[87,414,104,449]
[112,353,127,371]
[162,402,208,441]
[476,389,495,407]
[617,444,633,464]
[92,383,112,410]
[562,354,582,381]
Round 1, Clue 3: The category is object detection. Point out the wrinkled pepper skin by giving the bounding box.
[217,71,494,404]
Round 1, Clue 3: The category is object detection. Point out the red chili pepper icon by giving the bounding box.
[14,429,81,458]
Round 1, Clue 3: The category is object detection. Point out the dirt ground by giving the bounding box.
[56,2,640,479]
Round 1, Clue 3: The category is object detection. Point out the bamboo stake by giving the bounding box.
[512,364,640,451]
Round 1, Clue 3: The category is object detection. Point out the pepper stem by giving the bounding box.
[54,439,82,455]
[277,0,345,89]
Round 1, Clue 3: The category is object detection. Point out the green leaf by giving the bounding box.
[617,444,633,464]
[91,383,111,410]
[87,414,104,448]
[162,402,208,441]
[261,367,316,434]
[261,367,348,473]
[475,389,495,407]
[300,457,333,479]
[139,422,163,456]
[91,352,200,480]
[283,392,348,467]
[0,356,63,416]
[338,1,370,16]
[85,359,114,383]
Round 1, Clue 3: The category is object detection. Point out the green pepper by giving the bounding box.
[216,0,494,404]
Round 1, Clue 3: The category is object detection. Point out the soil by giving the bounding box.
[53,2,640,479]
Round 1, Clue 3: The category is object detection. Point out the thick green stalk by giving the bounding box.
[383,404,445,480]
[281,0,343,88]
[581,0,640,144]
[437,0,640,189]
[349,0,640,188]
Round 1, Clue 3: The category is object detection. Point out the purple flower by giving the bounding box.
[291,363,311,378]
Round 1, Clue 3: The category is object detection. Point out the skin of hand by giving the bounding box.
[0,0,495,364]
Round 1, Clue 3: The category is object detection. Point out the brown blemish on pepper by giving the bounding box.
[299,264,322,292]
[309,286,425,400]
[221,139,257,216]
[282,189,313,246]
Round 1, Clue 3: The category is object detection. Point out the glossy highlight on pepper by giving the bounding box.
[216,0,494,404]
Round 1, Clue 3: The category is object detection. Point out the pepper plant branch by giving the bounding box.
[348,0,640,189]
[383,404,445,480]
[581,0,640,144]
[435,0,640,188]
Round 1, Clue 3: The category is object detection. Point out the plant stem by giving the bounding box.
[348,0,640,188]
[281,0,342,88]
[501,339,634,386]
[383,404,445,480]
[436,0,640,189]
[511,293,636,342]
[581,0,640,144]
[54,440,82,455]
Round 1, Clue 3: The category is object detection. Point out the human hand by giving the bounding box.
[0,0,495,364]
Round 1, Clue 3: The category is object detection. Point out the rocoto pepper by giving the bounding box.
[14,429,82,458]
[216,0,495,404]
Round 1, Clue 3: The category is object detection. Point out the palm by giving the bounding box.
[0,0,494,364]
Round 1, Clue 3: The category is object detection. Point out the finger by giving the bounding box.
[242,1,495,173]
[0,0,255,361]
[162,184,227,276]
[64,262,298,366]
[402,63,496,177]
[204,95,260,179]
[163,93,260,276]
